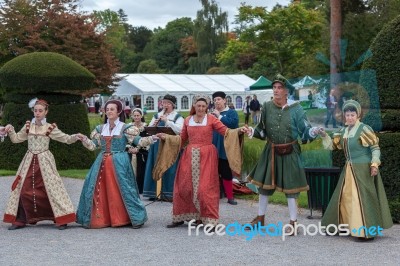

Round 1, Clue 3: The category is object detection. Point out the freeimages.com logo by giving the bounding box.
[187,220,383,241]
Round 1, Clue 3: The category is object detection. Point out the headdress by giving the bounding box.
[271,74,295,94]
[104,99,123,113]
[28,98,49,109]
[342,100,361,117]
[131,108,143,116]
[163,94,177,106]
[212,91,226,99]
[193,94,211,105]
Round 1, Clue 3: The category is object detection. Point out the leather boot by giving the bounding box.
[285,220,298,236]
[245,215,264,230]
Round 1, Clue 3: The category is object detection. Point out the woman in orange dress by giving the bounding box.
[76,100,156,229]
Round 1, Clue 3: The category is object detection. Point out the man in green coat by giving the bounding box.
[246,74,319,234]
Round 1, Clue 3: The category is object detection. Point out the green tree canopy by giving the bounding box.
[189,0,229,73]
[148,17,194,73]
[232,3,324,77]
[0,0,118,93]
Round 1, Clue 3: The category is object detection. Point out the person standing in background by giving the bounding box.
[212,91,239,205]
[325,91,338,128]
[243,96,251,125]
[308,90,313,109]
[127,108,148,194]
[143,94,184,201]
[249,94,261,124]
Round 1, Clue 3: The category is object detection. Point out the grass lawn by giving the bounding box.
[1,108,328,208]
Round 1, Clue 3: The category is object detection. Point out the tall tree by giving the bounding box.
[330,0,342,86]
[0,0,119,92]
[128,26,153,53]
[93,9,135,73]
[234,3,324,77]
[148,17,193,73]
[189,0,229,73]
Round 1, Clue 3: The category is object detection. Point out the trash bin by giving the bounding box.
[305,167,341,219]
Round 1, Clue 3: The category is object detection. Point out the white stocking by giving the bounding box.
[258,194,268,216]
[287,198,297,221]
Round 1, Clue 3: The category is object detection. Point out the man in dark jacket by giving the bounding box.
[249,94,261,124]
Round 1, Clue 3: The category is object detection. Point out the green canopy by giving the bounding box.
[249,76,272,90]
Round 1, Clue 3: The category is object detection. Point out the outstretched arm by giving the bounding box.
[6,124,28,143]
[49,127,79,144]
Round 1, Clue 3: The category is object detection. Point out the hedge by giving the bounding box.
[0,52,95,93]
[360,15,400,126]
[3,92,82,105]
[0,102,94,170]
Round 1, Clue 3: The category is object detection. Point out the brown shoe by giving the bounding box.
[166,221,184,228]
[245,215,265,230]
[285,220,298,236]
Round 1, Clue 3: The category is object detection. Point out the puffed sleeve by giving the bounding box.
[322,130,343,150]
[360,125,381,167]
[321,134,333,150]
[8,124,28,143]
[82,126,101,151]
[124,125,153,148]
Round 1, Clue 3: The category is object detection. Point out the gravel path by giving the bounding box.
[0,176,399,265]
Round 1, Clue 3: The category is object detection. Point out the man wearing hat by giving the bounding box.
[246,74,320,234]
[211,91,239,205]
[143,94,184,201]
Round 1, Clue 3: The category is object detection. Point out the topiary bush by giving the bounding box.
[0,102,94,170]
[0,52,96,169]
[0,52,95,92]
[357,15,400,222]
[360,15,400,127]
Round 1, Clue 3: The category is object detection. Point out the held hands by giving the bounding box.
[128,147,139,154]
[314,127,326,137]
[155,133,166,140]
[239,125,252,136]
[75,133,88,142]
[151,133,165,142]
[371,166,378,177]
[4,124,14,133]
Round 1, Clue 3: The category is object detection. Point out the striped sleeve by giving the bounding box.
[360,125,381,167]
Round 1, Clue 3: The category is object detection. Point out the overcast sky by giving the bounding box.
[79,0,291,30]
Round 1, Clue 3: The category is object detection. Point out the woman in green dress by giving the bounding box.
[319,100,392,240]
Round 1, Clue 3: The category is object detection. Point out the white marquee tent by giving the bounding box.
[111,74,264,112]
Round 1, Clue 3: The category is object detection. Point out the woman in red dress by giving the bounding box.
[158,95,248,228]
